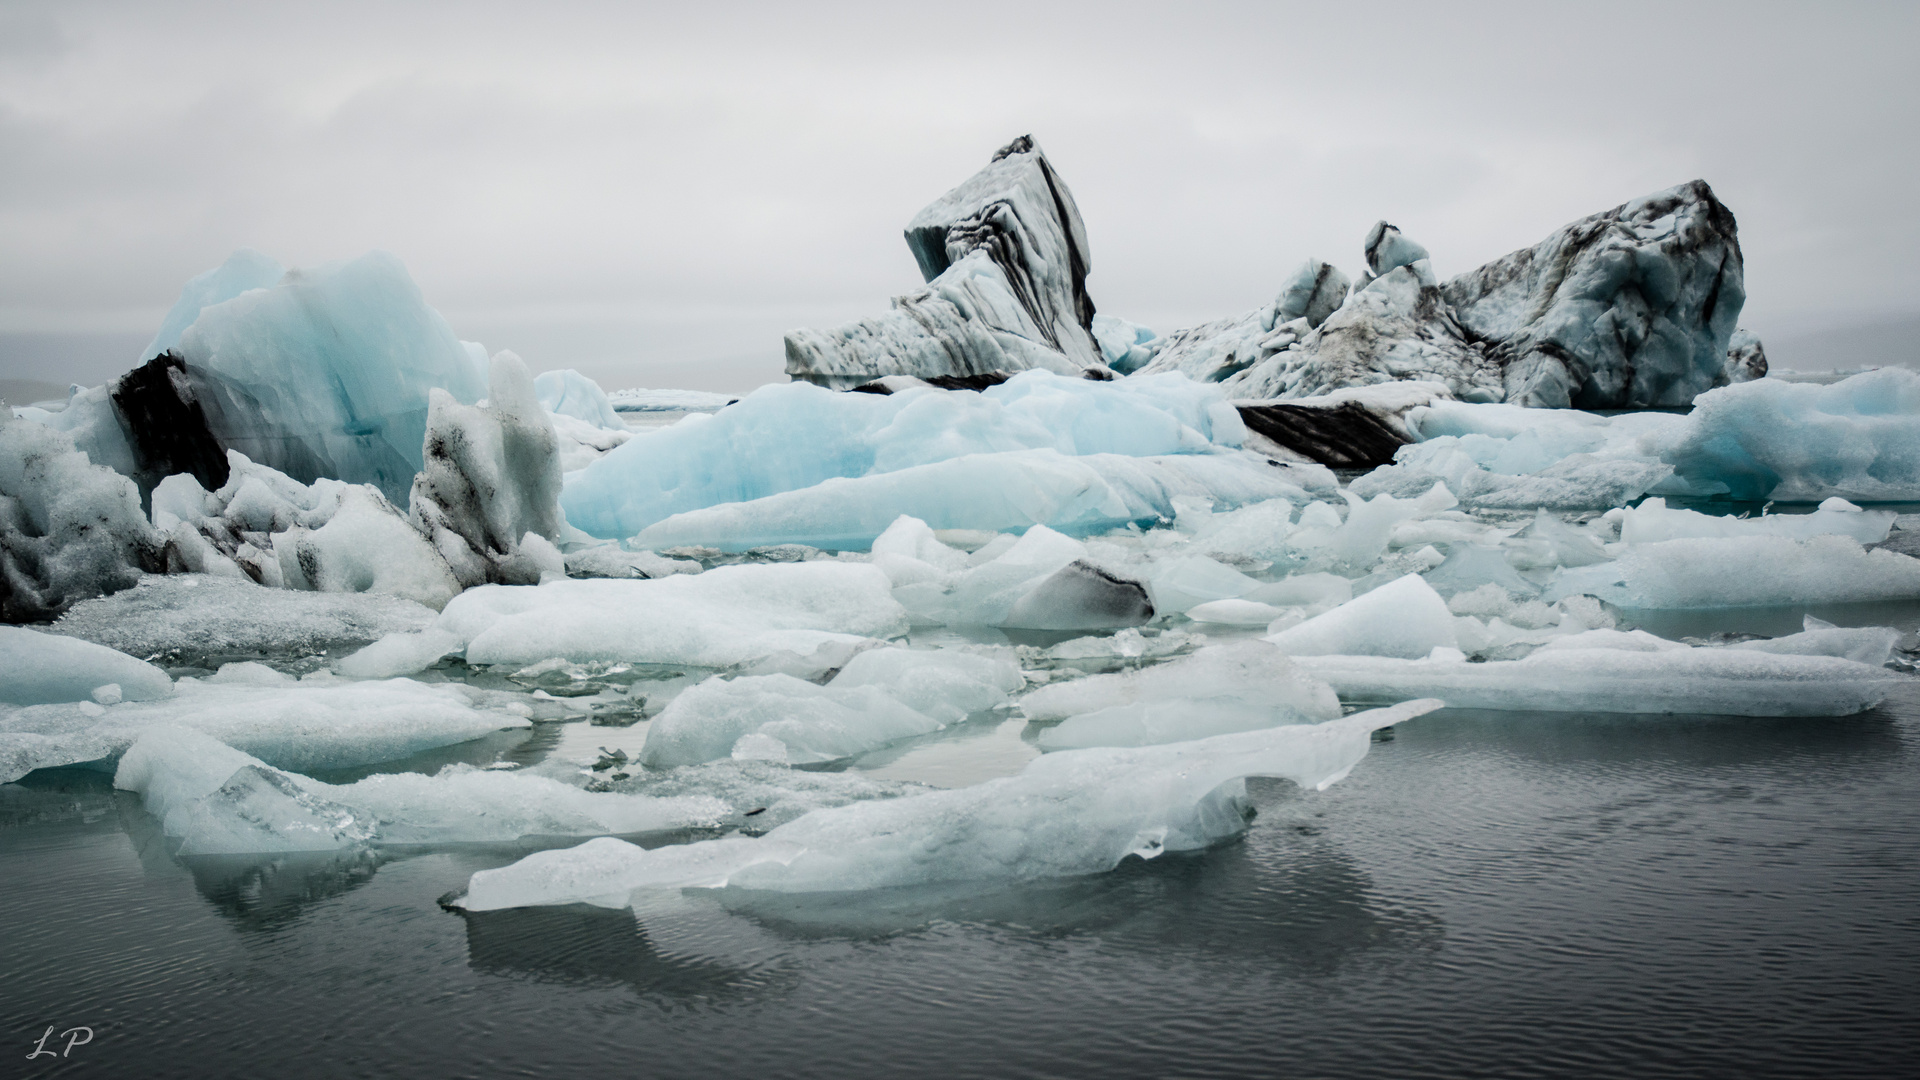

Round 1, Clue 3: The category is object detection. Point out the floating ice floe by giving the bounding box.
[605,387,737,413]
[1546,534,1920,609]
[641,648,1023,768]
[456,699,1441,909]
[339,562,908,677]
[561,369,1251,540]
[0,626,173,705]
[47,573,436,668]
[116,727,727,855]
[1022,640,1341,750]
[786,136,1103,387]
[0,674,526,784]
[1612,497,1895,544]
[1296,629,1902,716]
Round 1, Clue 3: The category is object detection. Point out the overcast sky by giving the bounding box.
[2,0,1916,391]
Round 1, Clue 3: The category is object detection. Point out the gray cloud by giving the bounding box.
[1,0,1915,389]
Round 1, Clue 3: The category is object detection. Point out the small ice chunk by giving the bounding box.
[1147,555,1262,614]
[1184,599,1286,626]
[1266,573,1457,658]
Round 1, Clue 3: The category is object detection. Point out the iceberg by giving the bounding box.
[339,562,908,676]
[533,369,625,430]
[561,370,1246,540]
[116,727,728,855]
[785,136,1103,387]
[0,405,163,621]
[884,523,1156,630]
[1650,368,1920,501]
[457,699,1441,908]
[0,626,173,705]
[1443,180,1745,408]
[1222,254,1502,404]
[0,675,525,784]
[1297,639,1901,716]
[140,248,287,362]
[1233,381,1449,468]
[45,251,488,503]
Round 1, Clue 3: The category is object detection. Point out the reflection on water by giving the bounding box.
[181,849,391,932]
[1412,706,1905,770]
[460,902,789,1002]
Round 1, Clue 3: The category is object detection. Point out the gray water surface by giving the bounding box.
[5,670,1918,1078]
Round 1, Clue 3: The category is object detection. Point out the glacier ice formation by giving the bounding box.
[784,136,1105,388]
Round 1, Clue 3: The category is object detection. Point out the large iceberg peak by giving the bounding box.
[785,135,1106,388]
[1443,179,1744,408]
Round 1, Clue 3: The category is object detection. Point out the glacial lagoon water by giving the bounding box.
[6,614,1920,1078]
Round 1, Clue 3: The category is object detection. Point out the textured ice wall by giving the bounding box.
[410,352,565,587]
[1444,180,1745,408]
[0,407,163,621]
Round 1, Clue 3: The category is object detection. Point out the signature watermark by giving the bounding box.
[26,1026,93,1060]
